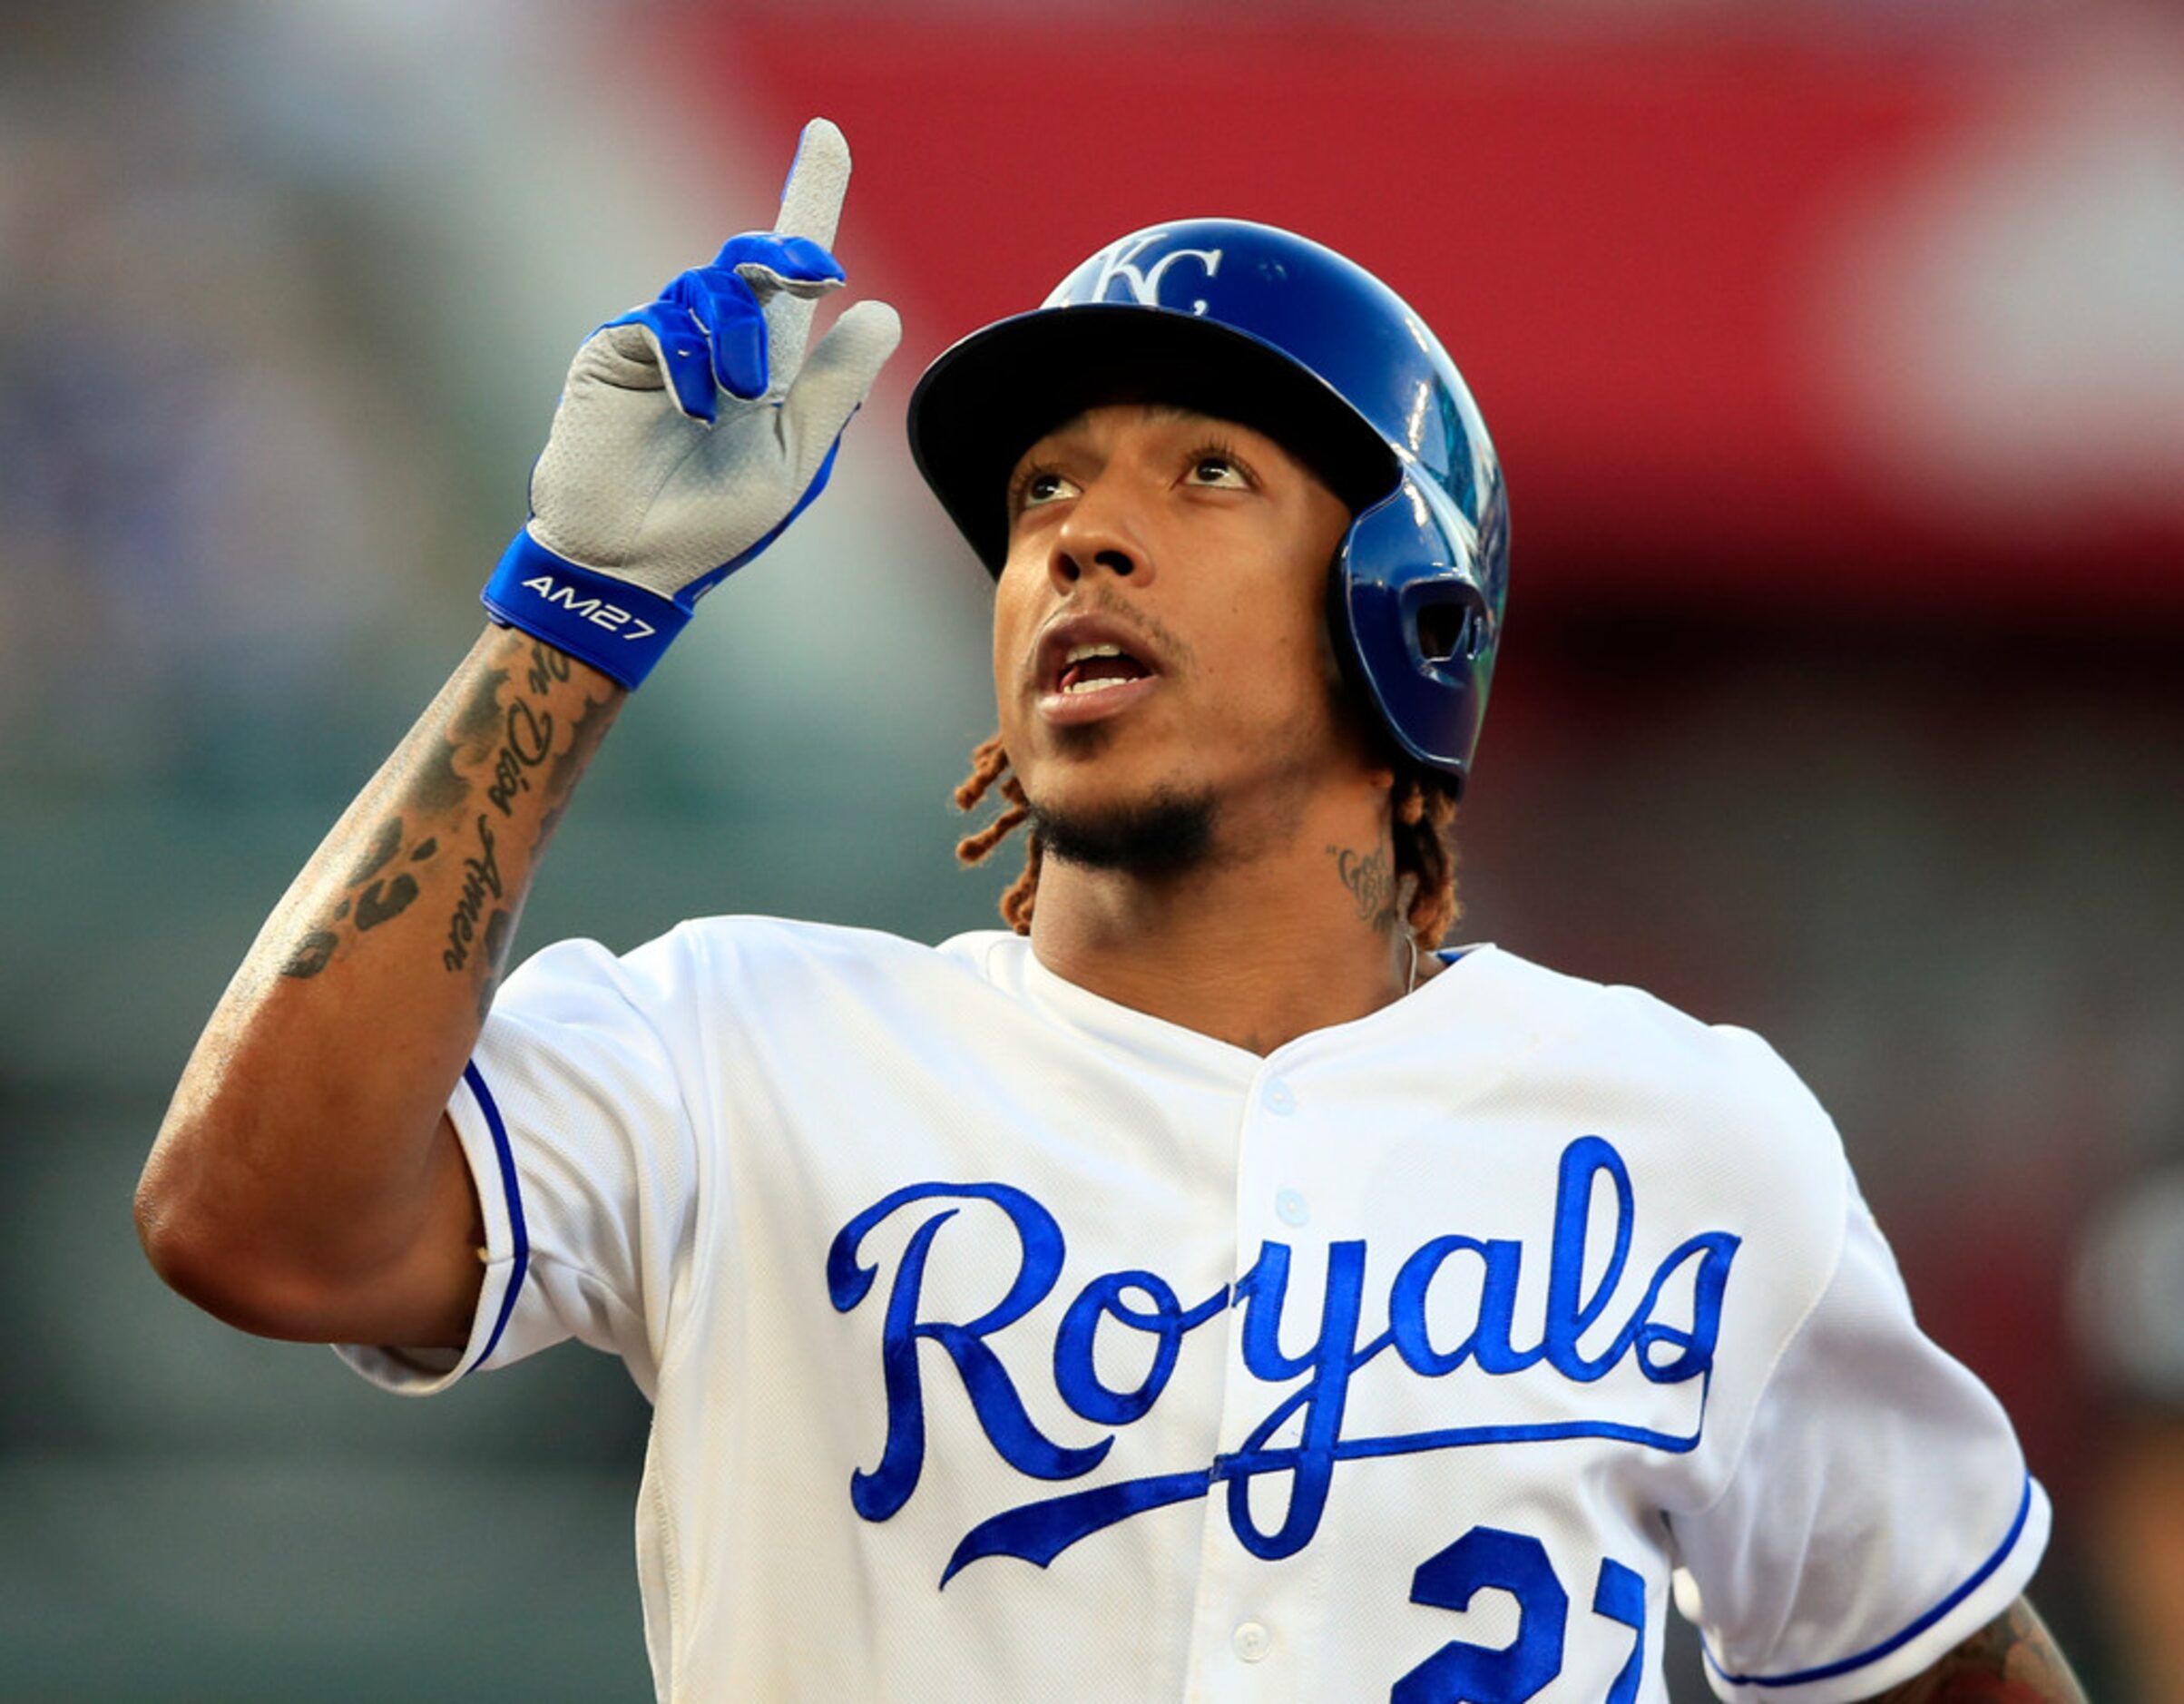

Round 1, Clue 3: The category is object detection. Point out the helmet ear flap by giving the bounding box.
[1332,479,1500,793]
[1324,522,1398,767]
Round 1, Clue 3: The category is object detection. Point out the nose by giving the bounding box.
[1047,484,1152,592]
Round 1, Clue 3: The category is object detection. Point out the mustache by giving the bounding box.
[1023,585,1199,690]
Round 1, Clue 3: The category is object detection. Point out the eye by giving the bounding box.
[1183,449,1251,490]
[1011,465,1079,513]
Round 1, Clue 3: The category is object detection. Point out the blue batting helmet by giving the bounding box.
[906,218,1508,791]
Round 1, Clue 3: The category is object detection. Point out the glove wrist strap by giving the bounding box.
[480,531,690,690]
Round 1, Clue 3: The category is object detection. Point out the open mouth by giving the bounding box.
[1033,621,1165,726]
[1054,641,1154,697]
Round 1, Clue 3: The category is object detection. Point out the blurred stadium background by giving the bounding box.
[3,1,2180,1697]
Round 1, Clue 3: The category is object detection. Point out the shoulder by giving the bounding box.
[1462,946,1823,1095]
[507,915,969,984]
[1460,945,1849,1202]
[665,915,987,980]
[493,917,1016,1033]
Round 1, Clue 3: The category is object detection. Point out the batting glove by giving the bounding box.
[482,118,901,688]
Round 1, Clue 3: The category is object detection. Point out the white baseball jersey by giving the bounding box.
[342,920,2047,1702]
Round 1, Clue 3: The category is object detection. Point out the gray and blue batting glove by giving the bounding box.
[483,118,901,687]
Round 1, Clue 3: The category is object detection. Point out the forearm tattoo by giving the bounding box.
[279,811,437,977]
[1870,1601,2088,1703]
[280,635,618,1015]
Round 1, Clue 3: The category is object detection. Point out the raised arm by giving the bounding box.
[1867,1598,2088,1703]
[134,631,623,1349]
[133,119,899,1352]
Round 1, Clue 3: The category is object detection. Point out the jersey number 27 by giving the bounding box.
[1396,1525,1645,1703]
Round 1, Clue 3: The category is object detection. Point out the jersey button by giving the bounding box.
[1261,1079,1297,1115]
[1232,1621,1271,1662]
[1276,1189,1308,1227]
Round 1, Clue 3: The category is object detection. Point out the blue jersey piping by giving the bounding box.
[463,1061,530,1371]
[1701,1474,2033,1688]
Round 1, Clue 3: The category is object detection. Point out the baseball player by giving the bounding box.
[137,119,2087,1701]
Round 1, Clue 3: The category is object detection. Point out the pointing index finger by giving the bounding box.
[776,117,850,248]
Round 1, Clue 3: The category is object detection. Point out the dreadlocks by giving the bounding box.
[952,734,1043,935]
[1389,760,1462,954]
[954,735,1462,953]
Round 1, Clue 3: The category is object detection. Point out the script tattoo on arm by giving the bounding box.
[1868,1600,2089,1703]
[277,632,620,998]
[1325,834,1398,934]
[439,640,617,1016]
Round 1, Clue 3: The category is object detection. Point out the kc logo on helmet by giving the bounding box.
[1063,232,1224,316]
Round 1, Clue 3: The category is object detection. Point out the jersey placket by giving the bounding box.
[1180,1056,1335,1702]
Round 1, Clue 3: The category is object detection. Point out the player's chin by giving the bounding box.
[1023,775,1220,876]
[1018,723,1195,808]
[1023,709,1196,795]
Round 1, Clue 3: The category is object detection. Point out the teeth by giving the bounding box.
[1062,676,1139,696]
[1063,642,1127,665]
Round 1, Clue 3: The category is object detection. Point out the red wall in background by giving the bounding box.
[678,12,2184,619]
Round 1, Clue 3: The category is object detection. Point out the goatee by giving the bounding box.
[1026,787,1218,876]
